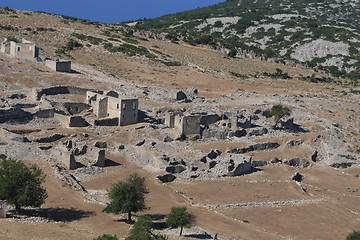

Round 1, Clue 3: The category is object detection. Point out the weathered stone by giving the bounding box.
[292,172,303,182]
[284,158,309,168]
[176,91,187,101]
[251,160,268,167]
[157,174,176,183]
[39,145,52,150]
[271,158,282,164]
[165,165,186,174]
[163,136,173,142]
[234,129,247,137]
[249,128,268,136]
[209,161,218,169]
[200,157,207,163]
[207,150,221,159]
[95,141,107,148]
[287,139,304,146]
[118,145,125,150]
[311,151,318,162]
[135,139,145,146]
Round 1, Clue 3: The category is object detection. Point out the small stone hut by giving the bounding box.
[1,38,39,61]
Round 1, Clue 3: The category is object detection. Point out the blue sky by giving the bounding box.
[1,0,225,23]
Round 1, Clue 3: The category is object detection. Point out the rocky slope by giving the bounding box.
[132,0,360,79]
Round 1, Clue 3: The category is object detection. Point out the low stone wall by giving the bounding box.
[94,118,119,126]
[34,109,55,118]
[35,86,102,100]
[69,116,90,127]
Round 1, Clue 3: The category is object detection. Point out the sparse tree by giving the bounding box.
[0,155,47,214]
[126,216,167,240]
[166,206,194,236]
[103,174,148,222]
[347,231,360,240]
[93,234,118,240]
[270,104,291,128]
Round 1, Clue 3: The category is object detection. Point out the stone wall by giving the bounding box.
[45,60,71,72]
[34,109,55,118]
[94,117,119,126]
[35,86,102,101]
[51,145,77,170]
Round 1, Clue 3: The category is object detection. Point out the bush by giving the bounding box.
[346,231,360,240]
[93,234,118,240]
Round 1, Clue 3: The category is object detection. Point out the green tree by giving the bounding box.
[347,231,360,240]
[103,174,148,222]
[0,155,47,214]
[93,234,118,240]
[270,104,291,128]
[166,206,194,236]
[126,216,167,240]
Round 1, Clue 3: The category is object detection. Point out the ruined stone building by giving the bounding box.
[45,59,72,72]
[1,38,39,61]
[166,112,220,135]
[86,91,138,126]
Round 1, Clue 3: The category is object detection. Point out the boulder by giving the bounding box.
[234,129,247,137]
[284,158,310,168]
[287,139,304,147]
[135,140,145,146]
[95,141,107,148]
[118,145,125,150]
[163,136,173,142]
[157,174,177,183]
[209,161,218,169]
[292,172,303,182]
[249,128,268,136]
[166,165,186,174]
[176,91,187,101]
[251,160,268,167]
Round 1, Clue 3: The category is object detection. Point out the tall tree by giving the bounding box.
[270,104,291,128]
[0,155,47,214]
[103,174,148,222]
[166,206,194,236]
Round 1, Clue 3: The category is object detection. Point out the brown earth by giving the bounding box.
[0,9,359,240]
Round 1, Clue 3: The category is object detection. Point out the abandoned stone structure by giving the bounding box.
[51,141,106,170]
[165,112,221,136]
[45,59,72,72]
[86,91,138,126]
[0,200,7,218]
[1,38,39,61]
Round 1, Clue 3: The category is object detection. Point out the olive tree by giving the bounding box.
[270,104,291,128]
[103,174,148,222]
[0,155,48,214]
[166,206,194,236]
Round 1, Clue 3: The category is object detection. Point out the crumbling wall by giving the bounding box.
[35,86,102,101]
[69,116,90,127]
[51,145,77,170]
[94,118,119,126]
[165,113,175,128]
[200,114,220,126]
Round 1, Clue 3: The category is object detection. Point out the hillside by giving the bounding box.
[0,6,360,240]
[133,0,360,79]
